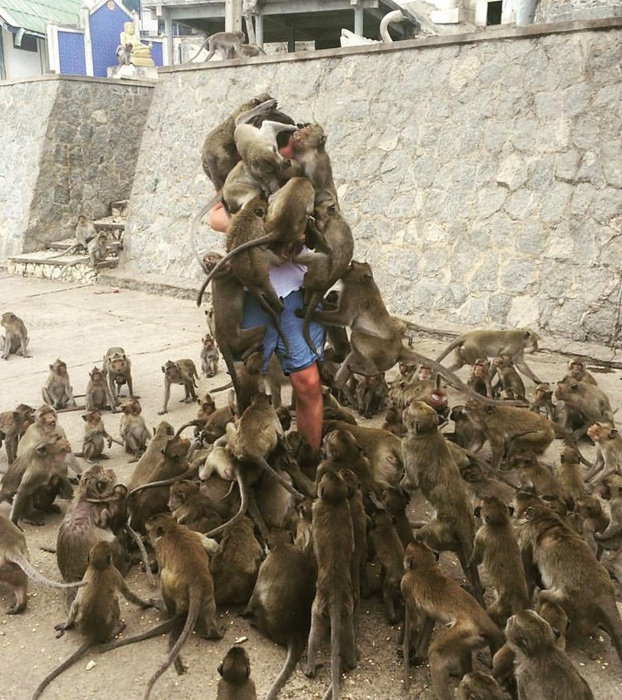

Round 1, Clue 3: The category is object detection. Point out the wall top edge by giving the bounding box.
[159,16,622,74]
[0,74,157,89]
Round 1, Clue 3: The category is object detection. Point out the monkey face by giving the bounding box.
[51,360,68,375]
[38,408,57,430]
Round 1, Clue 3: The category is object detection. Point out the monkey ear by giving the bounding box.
[523,331,531,338]
[35,444,48,458]
[610,429,619,438]
[82,415,89,422]
[217,662,224,677]
[49,364,54,370]
[508,506,515,516]
[161,366,166,373]
[473,506,481,518]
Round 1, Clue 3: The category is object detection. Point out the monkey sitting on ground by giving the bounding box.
[87,231,109,267]
[0,514,86,614]
[400,540,504,700]
[436,328,542,384]
[504,610,595,700]
[1,311,29,359]
[402,401,484,604]
[456,671,508,700]
[491,354,527,401]
[563,356,598,386]
[85,365,117,412]
[507,449,564,502]
[468,358,493,398]
[102,346,134,406]
[594,474,622,550]
[465,401,555,472]
[41,359,77,410]
[79,410,121,462]
[159,359,199,414]
[529,382,557,422]
[303,471,357,700]
[216,646,257,700]
[555,377,614,441]
[382,406,407,437]
[74,213,96,249]
[556,446,588,505]
[471,496,530,627]
[119,398,151,460]
[1,432,73,526]
[201,333,220,377]
[584,421,622,485]
[30,541,152,700]
[0,403,34,464]
[459,460,517,506]
[167,479,223,533]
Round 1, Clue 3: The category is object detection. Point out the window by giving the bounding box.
[487,0,503,25]
[13,33,37,52]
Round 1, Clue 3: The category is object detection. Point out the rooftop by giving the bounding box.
[0,0,82,37]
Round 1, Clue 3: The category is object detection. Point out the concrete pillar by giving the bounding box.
[515,0,538,25]
[163,9,173,66]
[225,0,243,32]
[353,6,364,35]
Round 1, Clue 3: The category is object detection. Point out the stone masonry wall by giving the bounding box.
[123,20,622,346]
[0,75,154,258]
[536,1,622,23]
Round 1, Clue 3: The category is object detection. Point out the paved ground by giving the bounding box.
[1,271,622,700]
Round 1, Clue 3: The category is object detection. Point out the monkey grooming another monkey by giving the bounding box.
[216,646,257,700]
[0,514,85,614]
[31,541,152,700]
[0,403,34,464]
[400,540,504,700]
[471,496,530,627]
[119,398,151,460]
[102,346,134,406]
[159,359,199,414]
[41,359,77,409]
[201,333,220,377]
[85,365,117,412]
[436,329,541,384]
[505,609,595,700]
[402,401,484,604]
[465,401,555,471]
[303,471,357,700]
[1,311,29,359]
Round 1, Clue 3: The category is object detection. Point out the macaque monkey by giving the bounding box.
[564,357,597,385]
[216,646,257,700]
[41,359,77,409]
[436,328,541,384]
[402,402,483,604]
[471,496,530,626]
[30,541,152,700]
[201,93,292,192]
[1,432,72,526]
[88,231,109,266]
[1,311,29,359]
[584,421,622,485]
[555,376,614,440]
[75,213,96,249]
[202,30,246,62]
[529,382,557,422]
[103,346,134,405]
[556,447,588,504]
[508,449,564,501]
[459,461,517,506]
[593,474,622,548]
[80,410,121,462]
[0,403,34,464]
[294,194,353,353]
[201,333,220,377]
[197,391,217,422]
[382,406,407,437]
[446,405,485,451]
[167,480,223,533]
[291,122,338,203]
[517,502,622,662]
[317,428,378,497]
[0,514,85,614]
[465,401,555,471]
[400,541,504,700]
[159,359,199,414]
[354,373,389,418]
[492,354,526,401]
[456,671,508,700]
[468,358,493,398]
[504,610,595,700]
[119,398,151,460]
[84,365,116,412]
[303,471,357,700]
[369,508,405,624]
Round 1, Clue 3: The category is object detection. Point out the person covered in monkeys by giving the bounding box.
[208,133,326,457]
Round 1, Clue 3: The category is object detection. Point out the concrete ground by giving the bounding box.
[1,271,622,700]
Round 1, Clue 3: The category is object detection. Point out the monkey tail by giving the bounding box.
[98,617,179,653]
[205,469,248,538]
[31,640,91,700]
[329,596,342,700]
[256,456,304,500]
[143,596,201,700]
[434,336,464,363]
[124,523,158,588]
[264,636,306,700]
[14,556,87,590]
[128,466,199,497]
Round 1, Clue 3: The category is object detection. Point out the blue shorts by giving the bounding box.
[241,289,325,375]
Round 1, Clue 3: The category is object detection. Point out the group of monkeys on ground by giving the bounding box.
[1,94,622,699]
[2,317,622,700]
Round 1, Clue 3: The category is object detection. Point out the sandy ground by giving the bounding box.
[1,271,622,700]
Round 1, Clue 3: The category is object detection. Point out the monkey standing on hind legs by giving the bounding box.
[30,541,153,700]
[201,333,220,377]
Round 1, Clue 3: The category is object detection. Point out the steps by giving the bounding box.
[8,212,125,284]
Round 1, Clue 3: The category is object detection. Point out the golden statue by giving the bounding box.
[118,22,154,68]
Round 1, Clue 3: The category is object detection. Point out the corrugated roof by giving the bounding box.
[0,0,82,37]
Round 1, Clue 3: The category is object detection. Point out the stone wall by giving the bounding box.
[536,0,622,23]
[0,75,154,259]
[122,20,622,346]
